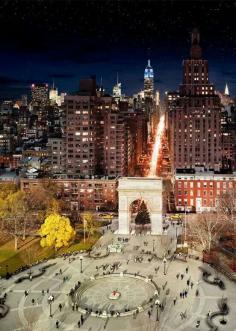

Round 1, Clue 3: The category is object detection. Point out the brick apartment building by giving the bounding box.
[175,171,236,212]
[20,177,117,211]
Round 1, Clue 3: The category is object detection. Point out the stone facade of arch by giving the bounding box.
[118,177,163,235]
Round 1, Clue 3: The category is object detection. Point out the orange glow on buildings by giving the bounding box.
[148,114,165,177]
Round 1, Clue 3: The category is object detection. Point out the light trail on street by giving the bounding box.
[148,114,165,177]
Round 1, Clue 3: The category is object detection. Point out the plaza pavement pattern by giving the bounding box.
[0,229,236,331]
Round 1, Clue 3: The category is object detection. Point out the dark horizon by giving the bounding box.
[0,0,236,100]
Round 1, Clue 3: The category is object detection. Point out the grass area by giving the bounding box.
[0,232,101,277]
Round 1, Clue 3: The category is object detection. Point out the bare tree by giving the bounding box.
[188,213,225,253]
[217,188,236,230]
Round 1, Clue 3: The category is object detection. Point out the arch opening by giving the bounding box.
[130,199,151,234]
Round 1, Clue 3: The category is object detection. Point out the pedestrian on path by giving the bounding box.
[59,303,62,312]
[196,320,200,328]
[173,298,177,305]
[186,266,189,274]
[195,289,199,297]
[181,274,184,280]
[31,298,35,305]
[78,321,80,328]
[56,320,59,328]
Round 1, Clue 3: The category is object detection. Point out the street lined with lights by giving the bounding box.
[148,114,165,177]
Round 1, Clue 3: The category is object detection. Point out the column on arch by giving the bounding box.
[118,194,130,234]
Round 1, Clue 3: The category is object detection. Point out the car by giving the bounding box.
[170,214,182,220]
[99,213,113,219]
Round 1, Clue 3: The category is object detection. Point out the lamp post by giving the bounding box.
[155,299,160,321]
[153,240,155,252]
[80,256,83,273]
[163,257,167,275]
[184,205,187,244]
[48,295,54,317]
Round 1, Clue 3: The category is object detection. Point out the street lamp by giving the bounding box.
[80,256,83,273]
[153,240,155,252]
[48,295,54,317]
[155,299,160,321]
[163,257,167,275]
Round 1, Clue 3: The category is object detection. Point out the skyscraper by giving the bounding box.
[168,29,222,171]
[144,59,154,99]
[31,83,49,108]
[113,74,122,103]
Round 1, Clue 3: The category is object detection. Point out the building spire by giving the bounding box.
[116,72,119,85]
[224,83,229,96]
[148,59,151,67]
[190,28,202,59]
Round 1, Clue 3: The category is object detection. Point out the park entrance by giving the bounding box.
[117,177,163,235]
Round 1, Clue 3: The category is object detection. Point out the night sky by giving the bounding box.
[0,0,236,100]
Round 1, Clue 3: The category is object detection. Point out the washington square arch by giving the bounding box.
[117,177,163,235]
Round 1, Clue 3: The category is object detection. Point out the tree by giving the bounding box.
[188,213,225,253]
[39,213,75,250]
[83,212,98,239]
[217,189,236,229]
[135,201,151,228]
[0,190,28,249]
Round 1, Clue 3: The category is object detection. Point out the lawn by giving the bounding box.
[0,232,101,277]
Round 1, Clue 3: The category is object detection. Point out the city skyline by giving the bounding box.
[0,0,236,99]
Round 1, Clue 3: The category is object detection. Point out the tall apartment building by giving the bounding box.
[64,94,97,177]
[31,83,49,108]
[47,137,65,174]
[63,78,131,178]
[168,29,222,171]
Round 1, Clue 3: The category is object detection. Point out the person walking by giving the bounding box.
[78,321,81,328]
[186,266,189,274]
[173,297,177,305]
[56,320,59,328]
[196,320,200,328]
[59,303,62,312]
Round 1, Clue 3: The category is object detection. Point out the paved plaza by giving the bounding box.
[0,227,236,331]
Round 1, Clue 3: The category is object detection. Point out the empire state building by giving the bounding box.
[144,59,154,99]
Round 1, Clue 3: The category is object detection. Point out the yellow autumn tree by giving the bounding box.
[39,213,75,250]
[83,212,98,239]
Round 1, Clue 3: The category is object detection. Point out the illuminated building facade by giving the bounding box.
[31,83,49,108]
[175,171,236,212]
[112,74,122,103]
[63,79,131,178]
[144,59,154,99]
[168,29,222,171]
